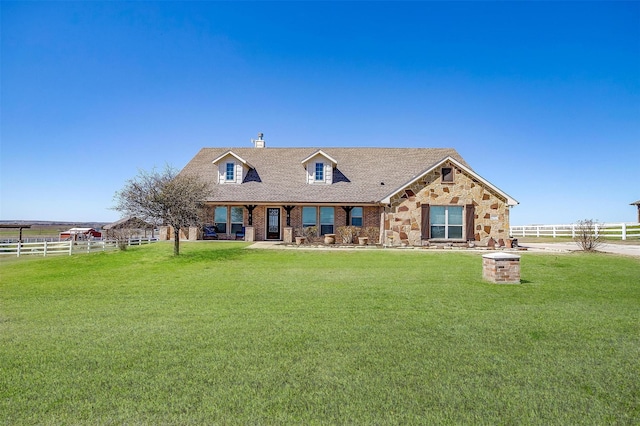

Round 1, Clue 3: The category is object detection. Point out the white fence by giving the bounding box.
[0,238,158,257]
[510,222,640,241]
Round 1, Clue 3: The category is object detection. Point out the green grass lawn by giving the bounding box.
[1,243,639,424]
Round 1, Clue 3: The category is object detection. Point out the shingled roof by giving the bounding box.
[180,147,470,204]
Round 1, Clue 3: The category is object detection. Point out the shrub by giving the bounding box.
[573,219,603,252]
[361,227,380,244]
[111,229,133,251]
[336,226,360,244]
[303,226,319,243]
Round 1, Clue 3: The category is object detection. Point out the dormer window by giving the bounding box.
[226,163,235,181]
[315,163,324,181]
[302,150,337,185]
[212,151,253,185]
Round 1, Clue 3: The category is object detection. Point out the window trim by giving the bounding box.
[302,206,317,228]
[230,206,244,235]
[225,162,235,182]
[213,206,228,234]
[319,206,334,235]
[351,207,363,227]
[441,167,453,183]
[315,162,324,182]
[429,205,463,240]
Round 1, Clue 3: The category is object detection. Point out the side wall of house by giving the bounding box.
[386,161,510,246]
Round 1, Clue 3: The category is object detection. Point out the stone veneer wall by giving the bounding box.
[386,161,510,246]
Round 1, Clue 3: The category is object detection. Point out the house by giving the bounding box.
[177,134,518,246]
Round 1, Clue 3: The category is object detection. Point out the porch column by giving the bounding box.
[244,205,257,226]
[283,226,293,244]
[283,206,295,227]
[245,226,255,242]
[342,206,353,226]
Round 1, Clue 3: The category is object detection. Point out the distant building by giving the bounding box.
[59,228,102,241]
[103,217,155,238]
[631,200,640,223]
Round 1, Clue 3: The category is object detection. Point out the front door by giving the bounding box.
[267,208,281,240]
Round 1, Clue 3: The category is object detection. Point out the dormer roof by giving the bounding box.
[211,151,253,169]
[301,150,338,167]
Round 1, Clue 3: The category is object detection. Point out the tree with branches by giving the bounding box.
[113,165,211,256]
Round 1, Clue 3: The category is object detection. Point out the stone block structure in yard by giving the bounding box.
[177,134,518,246]
[482,252,521,284]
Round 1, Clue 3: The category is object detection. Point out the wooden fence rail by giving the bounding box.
[510,222,640,240]
[0,238,158,258]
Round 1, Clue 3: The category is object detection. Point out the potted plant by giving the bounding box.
[324,234,336,244]
[294,227,306,245]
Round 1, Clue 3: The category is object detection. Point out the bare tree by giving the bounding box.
[573,219,604,252]
[113,165,211,256]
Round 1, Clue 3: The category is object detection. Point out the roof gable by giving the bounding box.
[380,156,519,206]
[211,151,253,169]
[301,150,338,166]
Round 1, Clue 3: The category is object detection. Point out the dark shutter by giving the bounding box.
[465,204,475,241]
[421,204,430,240]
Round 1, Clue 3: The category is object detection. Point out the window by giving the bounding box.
[430,206,463,239]
[226,163,235,181]
[441,167,453,182]
[315,162,324,181]
[320,207,334,235]
[230,206,243,235]
[214,206,228,234]
[351,207,363,227]
[302,207,317,228]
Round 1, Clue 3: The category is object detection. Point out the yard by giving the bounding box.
[1,242,638,424]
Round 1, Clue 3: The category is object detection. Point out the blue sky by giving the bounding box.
[2,1,638,225]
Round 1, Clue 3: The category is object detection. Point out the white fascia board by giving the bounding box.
[211,151,253,169]
[301,150,338,167]
[380,156,519,206]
